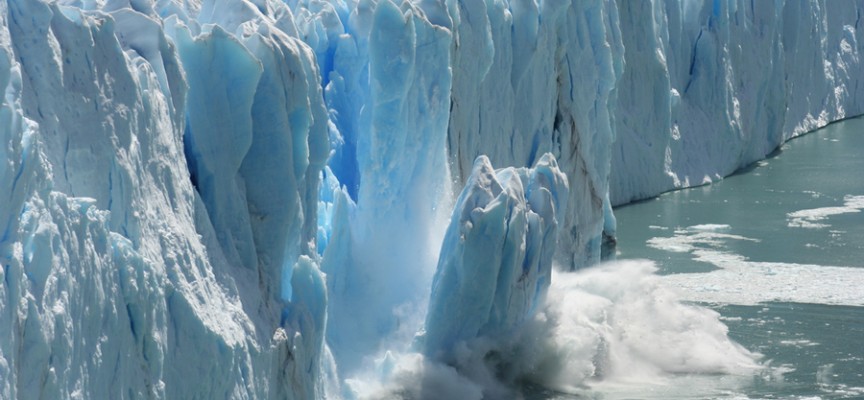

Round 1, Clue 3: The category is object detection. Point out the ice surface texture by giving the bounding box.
[421,154,568,362]
[0,0,863,398]
[611,0,864,205]
[1,1,329,398]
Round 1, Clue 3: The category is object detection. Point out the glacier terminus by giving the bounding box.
[1,0,864,398]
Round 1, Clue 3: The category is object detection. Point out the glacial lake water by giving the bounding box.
[534,116,864,399]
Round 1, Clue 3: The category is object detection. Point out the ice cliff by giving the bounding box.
[611,0,864,205]
[0,0,862,398]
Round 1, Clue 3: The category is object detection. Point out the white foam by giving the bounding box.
[778,339,819,347]
[648,225,759,256]
[688,224,733,232]
[646,225,864,306]
[346,352,484,400]
[663,261,864,306]
[787,195,864,229]
[344,261,760,399]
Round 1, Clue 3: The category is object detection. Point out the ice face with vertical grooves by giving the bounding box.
[444,0,624,269]
[1,0,331,398]
[421,154,568,362]
[316,0,454,375]
[610,0,864,205]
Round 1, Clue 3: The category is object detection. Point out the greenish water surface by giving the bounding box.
[616,117,864,398]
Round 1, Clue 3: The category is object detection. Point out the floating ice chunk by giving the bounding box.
[687,224,732,232]
[647,227,759,255]
[647,223,864,306]
[787,195,864,229]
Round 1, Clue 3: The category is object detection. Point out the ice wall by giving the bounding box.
[443,0,623,269]
[1,0,331,398]
[299,0,626,380]
[611,0,864,205]
[2,0,864,398]
[294,0,456,375]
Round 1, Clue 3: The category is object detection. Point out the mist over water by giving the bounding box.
[343,259,761,399]
[337,149,765,400]
[335,119,864,400]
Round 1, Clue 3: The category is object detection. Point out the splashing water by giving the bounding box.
[343,260,760,399]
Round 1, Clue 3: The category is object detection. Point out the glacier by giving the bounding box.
[611,0,864,205]
[0,0,862,398]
